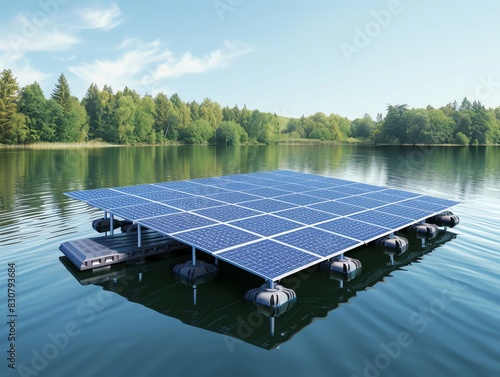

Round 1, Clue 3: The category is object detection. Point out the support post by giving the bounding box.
[192,246,196,265]
[110,213,114,236]
[104,211,108,236]
[268,280,274,290]
[138,224,142,247]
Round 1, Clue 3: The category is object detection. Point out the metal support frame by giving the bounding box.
[192,246,196,265]
[110,213,114,236]
[137,224,142,247]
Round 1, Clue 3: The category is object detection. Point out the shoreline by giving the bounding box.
[1,141,498,149]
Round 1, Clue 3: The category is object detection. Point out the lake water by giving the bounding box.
[1,145,499,377]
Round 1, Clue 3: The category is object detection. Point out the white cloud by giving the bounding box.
[68,39,253,92]
[149,41,252,81]
[79,3,123,31]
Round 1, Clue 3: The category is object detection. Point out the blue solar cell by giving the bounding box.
[274,207,337,224]
[274,228,361,257]
[317,218,390,241]
[348,210,414,229]
[276,193,326,206]
[88,195,151,210]
[218,181,260,191]
[299,180,341,189]
[276,183,314,192]
[243,187,290,198]
[308,201,366,216]
[174,224,260,253]
[139,212,217,234]
[66,188,120,201]
[263,174,311,183]
[136,189,192,202]
[217,240,320,280]
[164,197,224,211]
[376,204,433,221]
[306,189,352,200]
[238,199,297,213]
[188,177,231,186]
[194,205,261,222]
[110,202,180,220]
[360,191,406,203]
[223,175,282,187]
[154,180,200,191]
[230,214,303,236]
[337,196,387,209]
[113,184,165,195]
[180,185,231,196]
[207,191,261,204]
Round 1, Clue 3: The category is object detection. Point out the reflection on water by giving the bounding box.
[60,230,457,350]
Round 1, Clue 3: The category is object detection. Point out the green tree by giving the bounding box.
[179,119,213,144]
[0,69,22,144]
[381,104,409,144]
[215,121,247,145]
[18,82,54,142]
[133,96,155,143]
[113,95,136,144]
[51,73,72,111]
[154,92,179,140]
[351,114,375,138]
[82,83,105,140]
[200,98,223,130]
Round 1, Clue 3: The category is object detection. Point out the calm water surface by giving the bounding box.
[1,145,499,377]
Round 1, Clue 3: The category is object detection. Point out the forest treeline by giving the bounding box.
[1,69,499,146]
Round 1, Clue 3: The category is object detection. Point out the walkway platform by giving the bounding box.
[60,230,188,270]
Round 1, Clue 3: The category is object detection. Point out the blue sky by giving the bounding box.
[1,0,500,120]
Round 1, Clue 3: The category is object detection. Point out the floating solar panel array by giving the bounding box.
[65,170,460,281]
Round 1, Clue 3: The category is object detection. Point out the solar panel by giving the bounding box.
[229,214,303,236]
[67,188,119,201]
[274,227,362,257]
[308,201,366,216]
[111,202,180,221]
[113,184,164,195]
[274,207,339,224]
[217,240,321,280]
[348,210,414,229]
[238,199,296,213]
[276,193,326,206]
[88,195,151,210]
[243,187,290,198]
[65,169,460,282]
[194,205,261,222]
[162,196,224,211]
[337,196,388,209]
[139,212,217,234]
[317,218,390,242]
[174,225,260,253]
[207,191,261,204]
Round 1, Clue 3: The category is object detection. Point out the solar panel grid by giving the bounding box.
[65,169,460,281]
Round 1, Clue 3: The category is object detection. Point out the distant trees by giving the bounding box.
[1,69,499,146]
